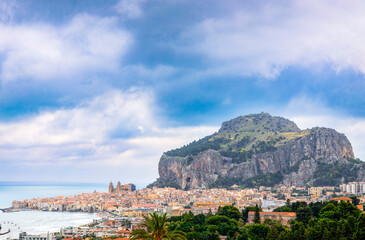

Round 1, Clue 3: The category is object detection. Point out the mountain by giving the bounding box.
[149,113,365,190]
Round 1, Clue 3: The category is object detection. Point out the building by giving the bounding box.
[194,202,232,208]
[116,181,122,192]
[330,197,352,202]
[308,187,323,196]
[109,182,136,193]
[20,232,55,240]
[109,181,114,194]
[120,183,136,192]
[12,200,28,209]
[248,212,296,226]
[340,182,365,195]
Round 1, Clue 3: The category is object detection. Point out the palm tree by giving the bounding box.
[130,212,186,240]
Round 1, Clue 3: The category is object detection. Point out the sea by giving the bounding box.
[0,182,108,237]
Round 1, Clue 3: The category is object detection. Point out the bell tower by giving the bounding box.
[108,181,114,194]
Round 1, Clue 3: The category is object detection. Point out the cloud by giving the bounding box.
[0,0,17,23]
[0,14,132,81]
[114,0,145,19]
[280,96,365,161]
[0,88,217,183]
[182,0,365,78]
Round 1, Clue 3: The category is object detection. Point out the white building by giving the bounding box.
[21,232,55,240]
[340,182,365,195]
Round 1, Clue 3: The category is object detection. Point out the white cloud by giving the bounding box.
[0,14,132,81]
[0,0,17,23]
[114,0,145,19]
[184,0,365,78]
[0,89,217,183]
[280,96,365,161]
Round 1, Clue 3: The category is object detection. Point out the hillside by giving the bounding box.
[149,113,365,190]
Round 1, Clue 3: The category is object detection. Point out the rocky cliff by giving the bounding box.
[149,113,365,190]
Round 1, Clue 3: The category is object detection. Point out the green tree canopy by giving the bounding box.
[130,212,187,240]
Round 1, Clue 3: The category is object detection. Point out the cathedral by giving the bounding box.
[108,181,136,193]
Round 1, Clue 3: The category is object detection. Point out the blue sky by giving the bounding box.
[0,0,365,185]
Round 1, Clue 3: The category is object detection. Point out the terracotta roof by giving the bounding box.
[248,211,296,216]
[330,197,352,201]
[117,230,132,234]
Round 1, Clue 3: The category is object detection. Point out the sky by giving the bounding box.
[0,0,365,186]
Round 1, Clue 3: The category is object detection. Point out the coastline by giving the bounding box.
[0,210,100,235]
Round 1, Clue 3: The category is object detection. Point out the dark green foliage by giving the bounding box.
[165,135,229,157]
[193,214,206,225]
[308,201,326,218]
[265,219,290,240]
[167,200,365,240]
[355,213,365,239]
[199,231,220,240]
[220,149,253,164]
[147,179,181,189]
[209,171,284,189]
[130,212,186,240]
[234,232,248,240]
[241,172,283,188]
[216,206,241,221]
[206,215,232,226]
[247,223,270,240]
[312,161,359,186]
[273,206,292,212]
[251,141,277,153]
[242,206,262,223]
[296,206,312,224]
[186,156,194,165]
[291,201,308,213]
[208,176,240,188]
[254,204,261,224]
[351,196,360,206]
[235,136,251,148]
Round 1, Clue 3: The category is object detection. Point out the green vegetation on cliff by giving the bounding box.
[164,135,229,157]
[164,113,310,159]
[209,172,284,189]
[312,161,359,186]
[151,113,361,190]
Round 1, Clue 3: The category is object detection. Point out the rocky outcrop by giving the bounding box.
[149,113,362,189]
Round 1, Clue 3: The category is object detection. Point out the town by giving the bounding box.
[9,181,365,240]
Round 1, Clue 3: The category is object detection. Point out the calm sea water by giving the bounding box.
[0,211,100,237]
[0,182,107,237]
[0,182,108,209]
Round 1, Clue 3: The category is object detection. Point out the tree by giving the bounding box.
[354,213,365,239]
[286,199,291,207]
[216,205,241,221]
[322,227,331,240]
[337,200,361,219]
[206,215,232,226]
[273,206,292,212]
[309,201,325,218]
[351,196,360,206]
[234,232,248,240]
[291,201,307,213]
[130,212,186,240]
[254,204,261,224]
[296,206,312,224]
[242,206,262,223]
[247,224,270,240]
[193,213,206,225]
